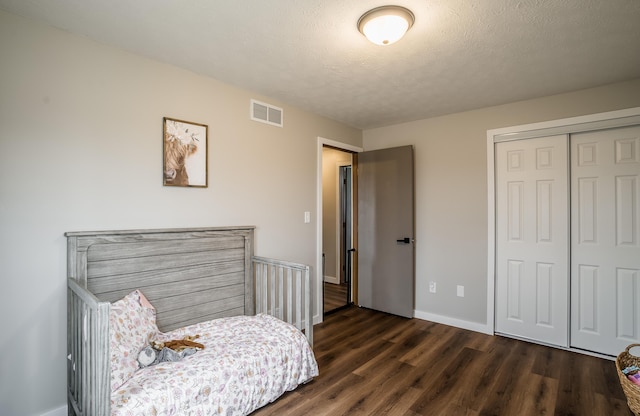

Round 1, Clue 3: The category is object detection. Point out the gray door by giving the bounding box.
[358,145,415,318]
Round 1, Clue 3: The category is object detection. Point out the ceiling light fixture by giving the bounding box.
[357,5,415,46]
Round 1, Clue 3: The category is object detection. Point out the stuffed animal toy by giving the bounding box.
[138,335,205,368]
[152,335,205,352]
[137,345,157,367]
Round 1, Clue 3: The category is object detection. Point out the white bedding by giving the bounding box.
[111,313,318,416]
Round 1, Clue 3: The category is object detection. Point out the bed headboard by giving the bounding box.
[66,226,255,331]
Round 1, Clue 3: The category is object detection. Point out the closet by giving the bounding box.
[491,109,640,357]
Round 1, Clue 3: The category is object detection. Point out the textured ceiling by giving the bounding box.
[1,0,639,129]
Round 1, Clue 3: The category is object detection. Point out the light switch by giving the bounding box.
[304,211,311,223]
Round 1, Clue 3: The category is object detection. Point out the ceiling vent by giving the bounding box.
[251,99,283,127]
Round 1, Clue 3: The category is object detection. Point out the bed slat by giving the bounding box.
[67,279,110,416]
[87,247,244,278]
[252,256,313,346]
[88,262,244,299]
[85,236,244,261]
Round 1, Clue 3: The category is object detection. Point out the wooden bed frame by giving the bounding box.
[66,226,312,416]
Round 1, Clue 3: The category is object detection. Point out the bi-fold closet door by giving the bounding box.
[495,134,570,347]
[495,125,640,357]
[570,127,640,355]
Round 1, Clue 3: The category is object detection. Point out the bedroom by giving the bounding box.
[1,1,640,415]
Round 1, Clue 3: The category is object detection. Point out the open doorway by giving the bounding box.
[322,146,355,315]
[317,138,415,322]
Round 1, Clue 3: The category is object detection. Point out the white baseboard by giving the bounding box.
[323,275,339,284]
[413,309,493,335]
[40,405,67,416]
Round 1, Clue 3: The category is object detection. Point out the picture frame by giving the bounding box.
[163,117,208,187]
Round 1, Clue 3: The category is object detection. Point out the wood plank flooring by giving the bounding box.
[253,306,633,416]
[324,282,348,313]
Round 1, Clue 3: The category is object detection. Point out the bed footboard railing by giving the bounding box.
[252,256,313,346]
[67,278,110,416]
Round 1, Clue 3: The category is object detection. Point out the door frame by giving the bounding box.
[486,107,640,339]
[338,164,352,286]
[317,137,363,325]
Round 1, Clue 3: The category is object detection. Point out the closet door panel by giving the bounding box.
[575,265,599,333]
[495,135,569,346]
[571,126,640,356]
[617,268,639,340]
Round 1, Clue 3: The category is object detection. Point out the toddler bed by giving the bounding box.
[66,226,317,416]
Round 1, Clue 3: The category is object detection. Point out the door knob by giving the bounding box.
[396,237,411,244]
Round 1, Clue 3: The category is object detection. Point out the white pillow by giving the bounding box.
[109,290,158,391]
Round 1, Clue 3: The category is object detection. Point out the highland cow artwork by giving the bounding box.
[163,117,208,187]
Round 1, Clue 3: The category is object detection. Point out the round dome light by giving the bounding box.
[358,6,415,46]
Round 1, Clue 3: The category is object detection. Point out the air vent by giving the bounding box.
[250,99,283,127]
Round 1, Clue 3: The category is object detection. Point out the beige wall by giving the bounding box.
[0,10,361,416]
[363,78,640,330]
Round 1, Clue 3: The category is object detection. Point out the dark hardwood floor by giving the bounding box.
[253,306,633,416]
[324,282,349,313]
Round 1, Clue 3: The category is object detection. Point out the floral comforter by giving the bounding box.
[111,314,318,416]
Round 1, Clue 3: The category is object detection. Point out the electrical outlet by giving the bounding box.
[457,285,464,297]
[429,281,436,293]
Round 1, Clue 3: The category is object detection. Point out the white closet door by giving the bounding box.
[571,126,640,356]
[495,135,569,346]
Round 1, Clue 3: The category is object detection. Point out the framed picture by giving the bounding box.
[163,117,208,187]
